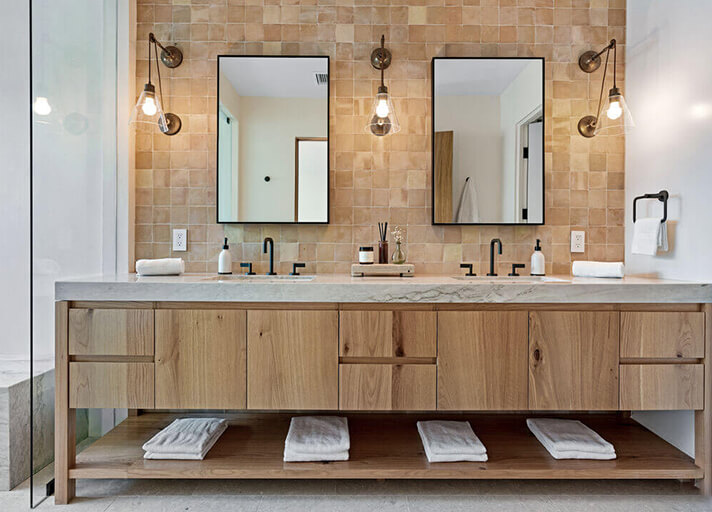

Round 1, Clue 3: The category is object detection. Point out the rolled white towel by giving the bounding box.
[283,416,350,462]
[142,418,227,460]
[571,261,624,278]
[417,420,488,463]
[136,258,185,276]
[527,418,616,460]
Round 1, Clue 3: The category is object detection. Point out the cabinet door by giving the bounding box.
[438,311,528,410]
[155,310,247,409]
[70,362,154,409]
[340,311,436,358]
[69,308,154,356]
[247,310,338,410]
[529,311,619,410]
[339,364,436,410]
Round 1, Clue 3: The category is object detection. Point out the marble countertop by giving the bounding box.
[55,273,712,303]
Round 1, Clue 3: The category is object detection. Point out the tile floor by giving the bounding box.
[1,478,711,511]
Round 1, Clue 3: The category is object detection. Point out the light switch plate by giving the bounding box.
[571,230,585,253]
[172,229,187,252]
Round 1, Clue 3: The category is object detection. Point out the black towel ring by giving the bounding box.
[633,190,668,223]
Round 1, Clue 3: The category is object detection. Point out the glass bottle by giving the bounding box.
[391,241,406,264]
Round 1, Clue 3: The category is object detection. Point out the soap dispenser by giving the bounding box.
[218,238,232,275]
[531,239,545,276]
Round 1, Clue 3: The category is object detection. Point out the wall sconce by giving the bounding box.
[131,33,183,136]
[577,39,634,138]
[366,35,400,136]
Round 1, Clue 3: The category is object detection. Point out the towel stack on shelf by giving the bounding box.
[142,418,227,460]
[283,416,350,462]
[527,418,616,460]
[417,420,488,462]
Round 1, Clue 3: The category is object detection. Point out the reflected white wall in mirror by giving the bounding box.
[432,58,544,225]
[217,56,329,223]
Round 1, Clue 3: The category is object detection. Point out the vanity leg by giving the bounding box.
[55,302,76,504]
[695,304,712,495]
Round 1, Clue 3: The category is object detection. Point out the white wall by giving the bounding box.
[499,61,543,221]
[237,96,327,222]
[626,0,712,458]
[436,95,502,222]
[0,0,31,359]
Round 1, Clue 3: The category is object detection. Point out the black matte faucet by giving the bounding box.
[263,237,276,275]
[487,238,502,276]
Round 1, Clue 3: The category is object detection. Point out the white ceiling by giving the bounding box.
[435,59,538,96]
[220,57,328,98]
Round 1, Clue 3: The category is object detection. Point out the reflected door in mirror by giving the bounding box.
[217,56,329,223]
[432,58,544,225]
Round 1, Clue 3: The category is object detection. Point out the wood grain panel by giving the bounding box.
[69,362,154,409]
[339,364,436,411]
[339,311,436,358]
[529,311,619,410]
[155,310,246,409]
[69,309,154,356]
[55,302,75,504]
[620,364,703,410]
[438,311,528,410]
[621,312,704,359]
[248,310,338,410]
[434,130,453,223]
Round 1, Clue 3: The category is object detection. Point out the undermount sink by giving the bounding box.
[451,275,568,284]
[203,274,315,283]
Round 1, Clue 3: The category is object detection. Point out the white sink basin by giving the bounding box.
[451,275,568,284]
[203,275,315,283]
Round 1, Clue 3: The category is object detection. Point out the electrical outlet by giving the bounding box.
[571,230,585,253]
[172,229,187,252]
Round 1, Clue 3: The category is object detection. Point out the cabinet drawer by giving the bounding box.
[620,364,703,410]
[339,364,436,411]
[620,312,704,359]
[69,362,154,408]
[69,309,154,356]
[339,311,436,358]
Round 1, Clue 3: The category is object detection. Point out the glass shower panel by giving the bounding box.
[31,0,117,506]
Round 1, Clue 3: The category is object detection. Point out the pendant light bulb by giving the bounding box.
[375,98,390,118]
[142,95,158,116]
[606,97,622,120]
[33,96,52,116]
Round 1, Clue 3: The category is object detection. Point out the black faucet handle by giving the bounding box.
[239,262,255,275]
[459,263,476,276]
[290,262,306,276]
[508,263,526,276]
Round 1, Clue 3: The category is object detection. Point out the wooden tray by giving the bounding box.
[351,263,415,277]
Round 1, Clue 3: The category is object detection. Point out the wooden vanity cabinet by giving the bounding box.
[529,311,619,410]
[340,310,436,358]
[155,309,247,409]
[438,311,529,410]
[247,310,338,410]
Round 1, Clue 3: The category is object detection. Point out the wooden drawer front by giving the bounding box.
[69,309,154,356]
[339,311,436,358]
[620,364,703,410]
[155,310,247,409]
[69,362,154,408]
[339,364,436,411]
[621,312,704,359]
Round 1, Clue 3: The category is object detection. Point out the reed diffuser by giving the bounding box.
[377,222,388,264]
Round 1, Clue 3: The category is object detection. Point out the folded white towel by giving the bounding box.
[283,449,350,462]
[527,418,616,460]
[572,261,624,278]
[142,418,227,460]
[136,258,185,276]
[417,420,488,463]
[283,416,350,462]
[632,218,668,256]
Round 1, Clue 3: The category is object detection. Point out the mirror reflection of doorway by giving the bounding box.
[294,137,328,222]
[218,105,238,221]
[516,112,543,224]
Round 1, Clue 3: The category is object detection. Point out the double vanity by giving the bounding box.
[54,275,712,503]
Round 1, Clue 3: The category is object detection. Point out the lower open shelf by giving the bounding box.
[71,412,702,480]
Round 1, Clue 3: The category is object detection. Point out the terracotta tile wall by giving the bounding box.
[134,0,626,276]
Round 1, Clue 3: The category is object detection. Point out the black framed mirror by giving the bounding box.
[432,57,545,225]
[217,56,329,224]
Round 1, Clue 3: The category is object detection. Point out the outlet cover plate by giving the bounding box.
[571,230,585,253]
[172,229,187,252]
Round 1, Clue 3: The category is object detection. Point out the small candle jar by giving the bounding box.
[359,246,375,264]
